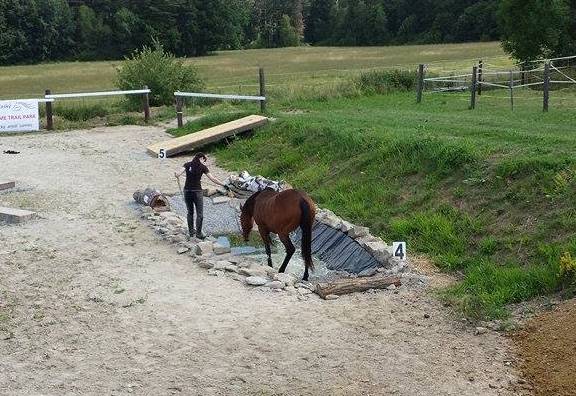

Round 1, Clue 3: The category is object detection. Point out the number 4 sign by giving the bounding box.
[393,242,407,261]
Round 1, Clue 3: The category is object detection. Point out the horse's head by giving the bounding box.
[239,202,253,242]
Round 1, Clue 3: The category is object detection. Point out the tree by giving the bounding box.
[304,0,336,43]
[37,0,75,61]
[499,0,571,62]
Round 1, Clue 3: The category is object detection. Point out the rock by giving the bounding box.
[231,274,245,282]
[212,196,230,205]
[207,269,223,276]
[347,225,369,239]
[321,212,342,229]
[198,260,213,269]
[340,220,354,233]
[298,288,312,296]
[213,243,231,255]
[155,227,169,235]
[358,267,378,277]
[295,281,314,290]
[224,264,239,273]
[176,247,190,254]
[245,276,269,286]
[195,241,213,256]
[475,327,488,335]
[216,236,231,248]
[386,284,397,290]
[213,261,229,270]
[265,281,285,289]
[285,285,297,295]
[424,313,430,319]
[204,188,218,197]
[324,294,339,300]
[274,272,297,287]
[239,266,267,277]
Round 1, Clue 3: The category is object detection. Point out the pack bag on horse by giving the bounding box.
[240,189,316,281]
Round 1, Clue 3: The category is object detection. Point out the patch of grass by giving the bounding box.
[355,69,417,94]
[444,260,559,319]
[56,103,109,122]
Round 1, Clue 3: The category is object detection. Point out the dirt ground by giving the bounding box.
[1,125,524,395]
[513,300,576,396]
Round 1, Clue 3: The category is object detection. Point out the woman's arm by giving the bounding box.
[174,168,185,178]
[206,172,226,187]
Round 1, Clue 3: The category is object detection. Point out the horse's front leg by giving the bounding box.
[278,234,295,273]
[258,227,273,267]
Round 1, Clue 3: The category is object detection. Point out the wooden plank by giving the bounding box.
[147,115,268,157]
[0,207,36,224]
[315,275,401,299]
[0,181,15,191]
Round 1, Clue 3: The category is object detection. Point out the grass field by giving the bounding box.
[0,42,511,99]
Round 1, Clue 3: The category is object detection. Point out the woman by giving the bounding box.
[175,153,226,239]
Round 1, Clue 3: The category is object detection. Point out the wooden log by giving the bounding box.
[259,67,266,113]
[416,64,425,103]
[543,62,550,112]
[176,97,184,128]
[133,188,170,211]
[315,275,401,299]
[477,60,483,96]
[509,70,514,110]
[469,66,477,110]
[142,85,150,123]
[45,89,54,130]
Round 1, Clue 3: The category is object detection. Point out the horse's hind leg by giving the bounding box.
[259,227,273,267]
[278,233,295,274]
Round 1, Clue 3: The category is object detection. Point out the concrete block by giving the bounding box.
[0,207,36,224]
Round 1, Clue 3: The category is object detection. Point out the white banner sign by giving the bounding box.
[0,99,40,133]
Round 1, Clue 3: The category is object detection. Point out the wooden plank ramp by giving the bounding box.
[147,115,268,157]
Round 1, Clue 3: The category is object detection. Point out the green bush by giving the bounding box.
[355,69,417,94]
[116,42,204,107]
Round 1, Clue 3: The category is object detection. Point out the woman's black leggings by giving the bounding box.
[184,190,204,236]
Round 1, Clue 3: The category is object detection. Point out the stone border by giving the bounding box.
[136,191,414,299]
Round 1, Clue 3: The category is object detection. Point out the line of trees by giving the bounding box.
[0,0,574,65]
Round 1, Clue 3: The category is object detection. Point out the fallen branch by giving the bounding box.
[315,275,401,299]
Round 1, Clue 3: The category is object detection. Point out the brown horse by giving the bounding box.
[240,188,316,281]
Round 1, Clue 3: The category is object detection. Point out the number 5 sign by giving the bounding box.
[158,148,167,159]
[392,242,407,261]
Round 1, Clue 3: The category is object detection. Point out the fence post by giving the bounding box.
[259,67,266,113]
[142,85,150,123]
[543,62,550,112]
[520,63,526,86]
[477,60,483,96]
[176,96,183,128]
[45,89,54,131]
[509,70,514,110]
[469,66,478,110]
[416,64,425,103]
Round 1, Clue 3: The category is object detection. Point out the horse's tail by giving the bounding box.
[299,198,314,270]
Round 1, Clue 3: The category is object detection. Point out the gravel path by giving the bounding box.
[0,125,525,395]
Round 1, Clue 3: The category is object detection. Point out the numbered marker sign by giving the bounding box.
[393,241,407,261]
[158,148,167,159]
